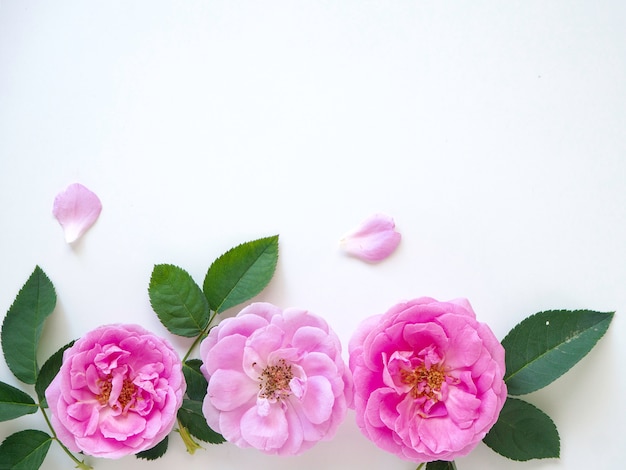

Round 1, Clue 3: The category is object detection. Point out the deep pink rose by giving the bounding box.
[45,324,185,458]
[200,302,353,455]
[349,298,506,463]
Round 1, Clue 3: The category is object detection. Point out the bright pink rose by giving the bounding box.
[349,298,506,463]
[200,302,352,455]
[45,324,185,458]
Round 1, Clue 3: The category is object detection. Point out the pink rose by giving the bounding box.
[45,324,185,458]
[349,298,506,463]
[200,302,352,455]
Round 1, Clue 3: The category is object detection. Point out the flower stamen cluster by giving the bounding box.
[258,359,293,400]
[96,377,113,405]
[400,364,446,401]
[96,376,138,411]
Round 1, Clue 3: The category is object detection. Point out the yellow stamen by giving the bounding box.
[96,376,137,410]
[118,378,136,409]
[258,359,293,400]
[400,363,446,401]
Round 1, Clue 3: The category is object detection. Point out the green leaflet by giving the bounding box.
[177,399,225,444]
[0,381,38,422]
[1,266,56,384]
[35,340,75,408]
[503,309,614,395]
[483,397,559,461]
[426,460,456,470]
[149,264,210,337]
[182,359,208,402]
[425,460,457,470]
[0,429,52,470]
[203,235,279,313]
[136,436,169,460]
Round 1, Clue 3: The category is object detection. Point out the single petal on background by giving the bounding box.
[340,213,401,262]
[52,183,102,243]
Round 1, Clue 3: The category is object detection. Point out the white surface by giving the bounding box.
[1,2,625,469]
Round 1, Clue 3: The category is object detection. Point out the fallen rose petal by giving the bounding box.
[52,183,102,243]
[339,213,401,262]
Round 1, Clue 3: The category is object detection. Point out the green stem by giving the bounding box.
[39,405,93,470]
[176,418,203,454]
[182,311,218,362]
[177,310,220,453]
[416,464,425,470]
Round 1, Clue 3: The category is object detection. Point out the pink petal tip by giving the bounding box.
[340,213,401,262]
[52,183,102,243]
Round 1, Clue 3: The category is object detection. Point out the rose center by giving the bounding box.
[258,359,293,400]
[400,363,446,401]
[97,376,137,410]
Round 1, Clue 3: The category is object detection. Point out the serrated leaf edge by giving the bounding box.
[1,266,56,384]
[205,235,279,313]
[0,429,53,468]
[503,309,614,393]
[483,397,560,461]
[148,264,210,337]
[0,381,38,421]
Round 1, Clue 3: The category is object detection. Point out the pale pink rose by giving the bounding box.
[339,213,401,262]
[349,298,506,463]
[200,302,352,456]
[45,324,185,459]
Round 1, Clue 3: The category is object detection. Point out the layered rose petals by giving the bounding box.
[200,302,352,456]
[340,213,401,262]
[349,298,506,463]
[52,183,102,243]
[45,324,185,459]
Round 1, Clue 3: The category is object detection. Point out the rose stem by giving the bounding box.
[39,404,93,470]
[182,310,218,363]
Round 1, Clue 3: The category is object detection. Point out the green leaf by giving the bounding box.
[503,309,614,395]
[136,435,168,460]
[35,340,75,407]
[149,264,210,337]
[177,399,225,444]
[483,397,559,461]
[1,266,56,384]
[183,359,208,402]
[425,461,457,470]
[0,381,38,422]
[203,235,279,313]
[0,429,52,470]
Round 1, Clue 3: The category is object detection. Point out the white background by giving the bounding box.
[1,1,625,469]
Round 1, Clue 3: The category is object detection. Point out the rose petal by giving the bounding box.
[100,412,146,440]
[240,403,289,451]
[52,183,102,243]
[301,376,334,424]
[339,213,401,262]
[208,369,258,411]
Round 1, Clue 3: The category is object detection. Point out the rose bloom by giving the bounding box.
[200,302,352,455]
[349,298,506,463]
[45,324,185,458]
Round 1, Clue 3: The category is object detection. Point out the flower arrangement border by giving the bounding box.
[0,235,615,469]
